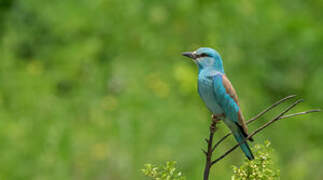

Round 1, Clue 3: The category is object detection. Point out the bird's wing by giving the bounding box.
[213,74,251,139]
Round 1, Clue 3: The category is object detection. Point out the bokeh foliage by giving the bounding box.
[0,0,322,179]
[232,141,279,180]
[142,161,185,180]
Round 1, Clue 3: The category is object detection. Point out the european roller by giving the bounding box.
[182,47,254,160]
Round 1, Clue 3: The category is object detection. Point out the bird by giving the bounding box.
[182,47,254,160]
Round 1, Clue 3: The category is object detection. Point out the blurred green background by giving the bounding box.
[0,0,322,179]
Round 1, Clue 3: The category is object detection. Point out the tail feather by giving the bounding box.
[233,131,254,160]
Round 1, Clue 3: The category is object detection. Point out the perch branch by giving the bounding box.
[279,109,321,119]
[211,99,304,165]
[247,94,296,125]
[202,95,321,180]
[212,95,297,151]
[203,119,218,180]
[212,110,321,152]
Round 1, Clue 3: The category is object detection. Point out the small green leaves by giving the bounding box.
[231,141,280,180]
[142,161,185,180]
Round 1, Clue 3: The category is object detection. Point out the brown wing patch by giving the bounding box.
[222,75,252,140]
[222,75,239,105]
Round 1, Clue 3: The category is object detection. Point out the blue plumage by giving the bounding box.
[182,47,254,160]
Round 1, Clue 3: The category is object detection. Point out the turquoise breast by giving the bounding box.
[198,75,224,115]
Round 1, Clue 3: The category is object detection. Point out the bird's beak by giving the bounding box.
[182,52,196,59]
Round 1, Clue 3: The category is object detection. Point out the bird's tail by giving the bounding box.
[232,130,254,160]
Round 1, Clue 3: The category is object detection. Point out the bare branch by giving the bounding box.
[211,99,304,165]
[280,109,321,119]
[203,119,218,180]
[202,148,207,155]
[202,95,320,180]
[247,94,296,125]
[211,109,321,151]
[212,95,297,151]
[212,133,230,152]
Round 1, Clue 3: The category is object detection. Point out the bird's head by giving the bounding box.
[182,47,224,73]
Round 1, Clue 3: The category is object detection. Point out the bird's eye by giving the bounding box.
[200,53,208,57]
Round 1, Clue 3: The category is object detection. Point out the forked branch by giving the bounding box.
[203,95,320,180]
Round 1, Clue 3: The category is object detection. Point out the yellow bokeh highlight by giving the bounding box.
[27,60,43,75]
[146,73,170,98]
[101,95,119,111]
[173,63,196,94]
[91,143,109,160]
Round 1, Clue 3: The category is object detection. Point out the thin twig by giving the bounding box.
[202,148,207,155]
[211,99,304,165]
[203,119,217,180]
[212,109,321,152]
[212,95,296,151]
[212,133,230,152]
[280,109,321,119]
[203,95,320,179]
[247,94,296,125]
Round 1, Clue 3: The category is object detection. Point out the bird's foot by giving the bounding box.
[210,114,224,132]
[212,114,225,123]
